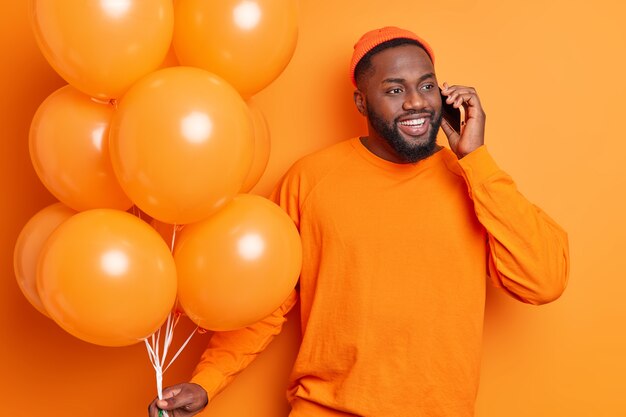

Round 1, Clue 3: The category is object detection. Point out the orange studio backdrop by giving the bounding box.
[2,1,626,417]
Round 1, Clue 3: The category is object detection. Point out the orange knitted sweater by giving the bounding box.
[191,138,569,417]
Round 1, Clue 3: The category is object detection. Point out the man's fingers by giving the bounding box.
[149,383,208,416]
[162,387,182,399]
[445,91,476,108]
[441,85,481,108]
[157,388,202,411]
[148,400,162,417]
[156,399,170,410]
[157,396,187,411]
[156,385,188,409]
[442,84,475,94]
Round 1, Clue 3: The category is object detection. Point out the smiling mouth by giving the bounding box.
[396,115,431,138]
[398,118,426,128]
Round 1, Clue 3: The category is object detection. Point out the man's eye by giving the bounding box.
[388,88,403,94]
[421,84,434,91]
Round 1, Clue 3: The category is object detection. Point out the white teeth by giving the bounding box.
[400,118,425,127]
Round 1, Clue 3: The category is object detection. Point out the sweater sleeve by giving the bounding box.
[190,170,303,400]
[457,146,570,305]
[190,289,298,400]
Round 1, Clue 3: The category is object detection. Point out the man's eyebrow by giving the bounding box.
[381,73,436,85]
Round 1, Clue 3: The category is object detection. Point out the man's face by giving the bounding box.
[357,44,443,163]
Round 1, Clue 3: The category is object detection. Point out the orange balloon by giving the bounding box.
[37,209,177,347]
[174,194,301,331]
[29,0,174,99]
[13,203,76,317]
[109,67,254,224]
[173,0,298,97]
[29,85,132,211]
[240,99,271,193]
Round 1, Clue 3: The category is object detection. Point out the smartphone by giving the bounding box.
[440,88,463,134]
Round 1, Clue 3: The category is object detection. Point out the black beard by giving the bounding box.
[367,107,442,163]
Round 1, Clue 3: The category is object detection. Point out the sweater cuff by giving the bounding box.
[457,145,501,185]
[190,368,225,401]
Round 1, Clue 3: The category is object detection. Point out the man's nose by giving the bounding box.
[402,89,425,111]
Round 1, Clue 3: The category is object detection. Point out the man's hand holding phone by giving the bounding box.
[440,82,486,159]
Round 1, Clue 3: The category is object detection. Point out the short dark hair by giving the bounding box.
[353,38,428,88]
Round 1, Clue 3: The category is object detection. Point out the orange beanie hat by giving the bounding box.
[350,26,435,86]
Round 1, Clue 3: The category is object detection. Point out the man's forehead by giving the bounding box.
[370,44,435,79]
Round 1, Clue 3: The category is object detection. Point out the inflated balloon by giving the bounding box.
[173,0,298,97]
[13,203,76,317]
[37,209,177,347]
[174,194,301,331]
[29,85,132,211]
[110,67,254,224]
[240,99,271,193]
[29,0,174,99]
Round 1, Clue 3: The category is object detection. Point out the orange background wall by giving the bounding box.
[2,1,625,416]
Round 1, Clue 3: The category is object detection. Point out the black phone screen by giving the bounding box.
[440,89,462,134]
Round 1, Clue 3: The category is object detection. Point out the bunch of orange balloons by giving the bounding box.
[15,0,302,347]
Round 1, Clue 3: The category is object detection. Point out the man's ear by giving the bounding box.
[353,89,367,116]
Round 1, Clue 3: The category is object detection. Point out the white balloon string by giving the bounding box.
[144,338,164,406]
[144,310,197,417]
[143,224,183,417]
[155,326,162,361]
[170,224,177,253]
[151,331,158,360]
[144,339,158,369]
[160,314,175,368]
[144,313,198,417]
[164,326,198,373]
